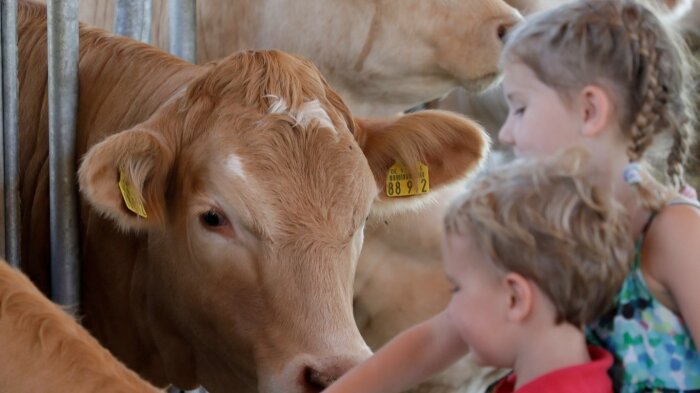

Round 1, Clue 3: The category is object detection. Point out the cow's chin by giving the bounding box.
[461,72,502,94]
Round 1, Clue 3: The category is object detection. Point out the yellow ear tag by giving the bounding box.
[118,168,148,218]
[385,162,430,197]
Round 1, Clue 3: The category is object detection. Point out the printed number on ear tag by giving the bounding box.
[385,162,430,197]
[118,167,148,219]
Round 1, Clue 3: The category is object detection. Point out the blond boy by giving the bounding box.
[325,150,633,393]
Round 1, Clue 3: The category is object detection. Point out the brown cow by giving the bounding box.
[17,2,488,392]
[0,260,162,393]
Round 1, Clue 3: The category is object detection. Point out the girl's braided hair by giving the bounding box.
[502,0,696,210]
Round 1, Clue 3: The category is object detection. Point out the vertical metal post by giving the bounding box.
[114,0,152,43]
[2,0,21,268]
[0,2,6,262]
[168,0,196,63]
[47,0,80,313]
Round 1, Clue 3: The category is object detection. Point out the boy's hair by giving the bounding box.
[444,150,633,327]
[501,0,696,209]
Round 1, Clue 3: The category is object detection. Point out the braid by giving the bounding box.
[622,6,662,163]
[623,0,695,195]
[666,115,690,190]
[620,2,668,210]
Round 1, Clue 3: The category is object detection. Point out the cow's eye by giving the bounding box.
[200,210,228,228]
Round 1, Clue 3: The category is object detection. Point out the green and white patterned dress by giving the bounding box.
[587,201,700,393]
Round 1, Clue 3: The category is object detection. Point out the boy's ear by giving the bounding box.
[353,110,489,204]
[503,272,533,322]
[579,85,615,138]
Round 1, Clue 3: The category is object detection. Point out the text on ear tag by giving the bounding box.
[385,162,429,197]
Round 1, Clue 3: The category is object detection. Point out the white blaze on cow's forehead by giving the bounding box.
[225,153,247,179]
[267,95,336,133]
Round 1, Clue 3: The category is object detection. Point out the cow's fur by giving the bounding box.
[17,2,488,392]
[0,260,162,393]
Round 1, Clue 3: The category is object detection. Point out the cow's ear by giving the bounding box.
[354,109,489,202]
[78,127,174,232]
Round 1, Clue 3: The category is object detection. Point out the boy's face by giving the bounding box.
[498,61,584,158]
[442,233,516,368]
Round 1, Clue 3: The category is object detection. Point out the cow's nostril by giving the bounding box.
[302,366,337,392]
[497,23,511,41]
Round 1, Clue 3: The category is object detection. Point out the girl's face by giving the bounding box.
[498,61,584,158]
[442,234,516,368]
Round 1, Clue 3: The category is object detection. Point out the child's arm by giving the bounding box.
[647,204,700,346]
[324,311,469,393]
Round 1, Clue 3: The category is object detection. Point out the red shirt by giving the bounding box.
[493,346,613,393]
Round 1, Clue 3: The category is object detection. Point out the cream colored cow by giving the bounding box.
[69,0,521,116]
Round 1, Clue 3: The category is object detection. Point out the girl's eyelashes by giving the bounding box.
[514,107,526,116]
[451,285,460,293]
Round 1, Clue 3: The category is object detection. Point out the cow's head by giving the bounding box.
[78,50,488,393]
[345,0,523,108]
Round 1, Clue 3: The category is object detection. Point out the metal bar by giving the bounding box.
[2,0,21,268]
[114,0,152,43]
[168,0,196,63]
[0,2,6,262]
[47,0,80,313]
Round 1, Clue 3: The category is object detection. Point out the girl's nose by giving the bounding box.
[498,122,514,146]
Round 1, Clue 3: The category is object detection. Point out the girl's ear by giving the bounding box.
[502,272,533,322]
[579,85,615,138]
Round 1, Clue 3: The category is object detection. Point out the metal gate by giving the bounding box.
[1,1,204,391]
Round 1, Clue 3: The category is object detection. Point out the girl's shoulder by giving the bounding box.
[647,197,700,242]
[642,197,700,309]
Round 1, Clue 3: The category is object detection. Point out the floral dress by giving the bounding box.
[587,200,700,393]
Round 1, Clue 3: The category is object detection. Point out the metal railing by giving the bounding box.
[168,0,196,63]
[47,0,81,314]
[1,0,20,269]
[4,0,204,390]
[115,0,152,43]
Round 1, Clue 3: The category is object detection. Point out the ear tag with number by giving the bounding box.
[118,167,148,218]
[385,162,430,197]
